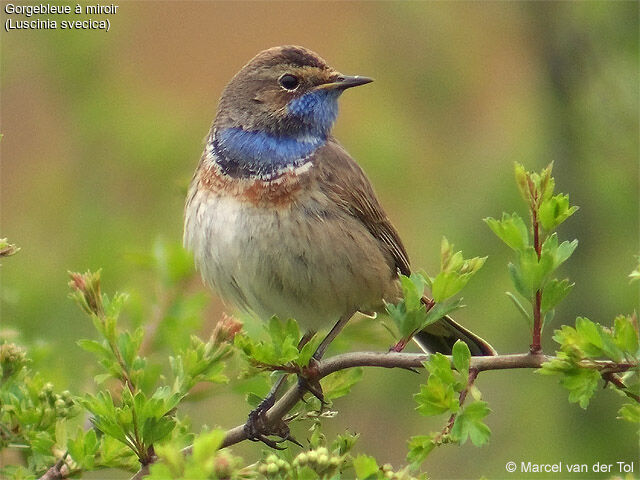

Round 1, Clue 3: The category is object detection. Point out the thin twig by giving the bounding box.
[38,452,69,480]
[603,372,640,403]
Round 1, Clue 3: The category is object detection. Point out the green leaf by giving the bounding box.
[415,375,458,416]
[618,403,640,423]
[77,339,112,361]
[505,291,532,327]
[450,401,491,446]
[613,315,639,356]
[508,262,529,299]
[424,353,457,385]
[432,239,486,302]
[541,234,578,271]
[54,420,67,449]
[542,309,555,332]
[142,417,176,445]
[431,272,465,303]
[322,368,364,401]
[452,341,470,375]
[331,431,360,456]
[407,434,437,467]
[192,429,225,464]
[514,162,530,203]
[539,194,578,231]
[385,274,430,339]
[422,298,465,330]
[510,247,553,297]
[561,368,601,409]
[576,317,624,361]
[484,213,529,251]
[541,278,574,313]
[400,273,428,311]
[234,316,303,369]
[353,455,379,480]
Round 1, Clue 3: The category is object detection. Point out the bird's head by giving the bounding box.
[214,45,372,139]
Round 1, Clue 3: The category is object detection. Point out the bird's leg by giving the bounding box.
[243,333,316,448]
[313,312,354,360]
[298,312,355,403]
[244,315,354,448]
[244,374,294,448]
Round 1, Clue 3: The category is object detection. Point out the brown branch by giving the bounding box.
[129,350,636,480]
[603,372,640,403]
[434,367,480,443]
[530,184,543,354]
[38,453,68,480]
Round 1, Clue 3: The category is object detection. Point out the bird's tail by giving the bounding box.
[413,296,497,356]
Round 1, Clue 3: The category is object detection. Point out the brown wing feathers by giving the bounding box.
[318,139,411,276]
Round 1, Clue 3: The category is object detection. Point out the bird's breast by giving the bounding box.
[196,157,313,209]
[183,164,400,330]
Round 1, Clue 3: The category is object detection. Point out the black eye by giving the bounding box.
[278,74,299,91]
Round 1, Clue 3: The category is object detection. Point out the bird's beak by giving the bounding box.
[318,75,373,91]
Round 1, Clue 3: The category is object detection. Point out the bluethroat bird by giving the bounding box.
[184,45,496,360]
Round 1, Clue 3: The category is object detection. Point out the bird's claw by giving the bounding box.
[298,357,326,405]
[297,375,326,404]
[244,394,298,449]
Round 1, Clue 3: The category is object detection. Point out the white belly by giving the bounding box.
[184,188,398,330]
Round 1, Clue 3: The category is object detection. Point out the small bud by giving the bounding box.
[318,454,329,465]
[0,342,27,379]
[68,271,104,316]
[212,314,243,344]
[307,450,318,462]
[266,463,278,474]
[213,454,232,477]
[295,453,308,465]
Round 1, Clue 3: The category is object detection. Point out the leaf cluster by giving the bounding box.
[385,239,485,348]
[146,429,246,480]
[485,163,579,332]
[539,315,640,411]
[408,342,490,467]
[70,269,235,467]
[235,317,322,372]
[0,342,80,477]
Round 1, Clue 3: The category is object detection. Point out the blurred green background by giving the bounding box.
[1,1,638,478]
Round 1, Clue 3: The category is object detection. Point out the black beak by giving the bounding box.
[320,75,374,91]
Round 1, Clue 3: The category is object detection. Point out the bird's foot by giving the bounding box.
[244,393,302,449]
[298,357,326,405]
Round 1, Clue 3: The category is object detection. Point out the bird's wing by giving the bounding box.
[315,138,411,276]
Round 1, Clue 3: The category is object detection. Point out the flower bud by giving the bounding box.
[212,314,243,344]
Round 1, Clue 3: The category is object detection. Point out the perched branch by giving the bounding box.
[129,349,637,479]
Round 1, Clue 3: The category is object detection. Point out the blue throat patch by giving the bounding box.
[213,127,325,179]
[213,90,340,179]
[287,89,340,137]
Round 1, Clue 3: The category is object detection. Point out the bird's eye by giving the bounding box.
[278,74,300,91]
